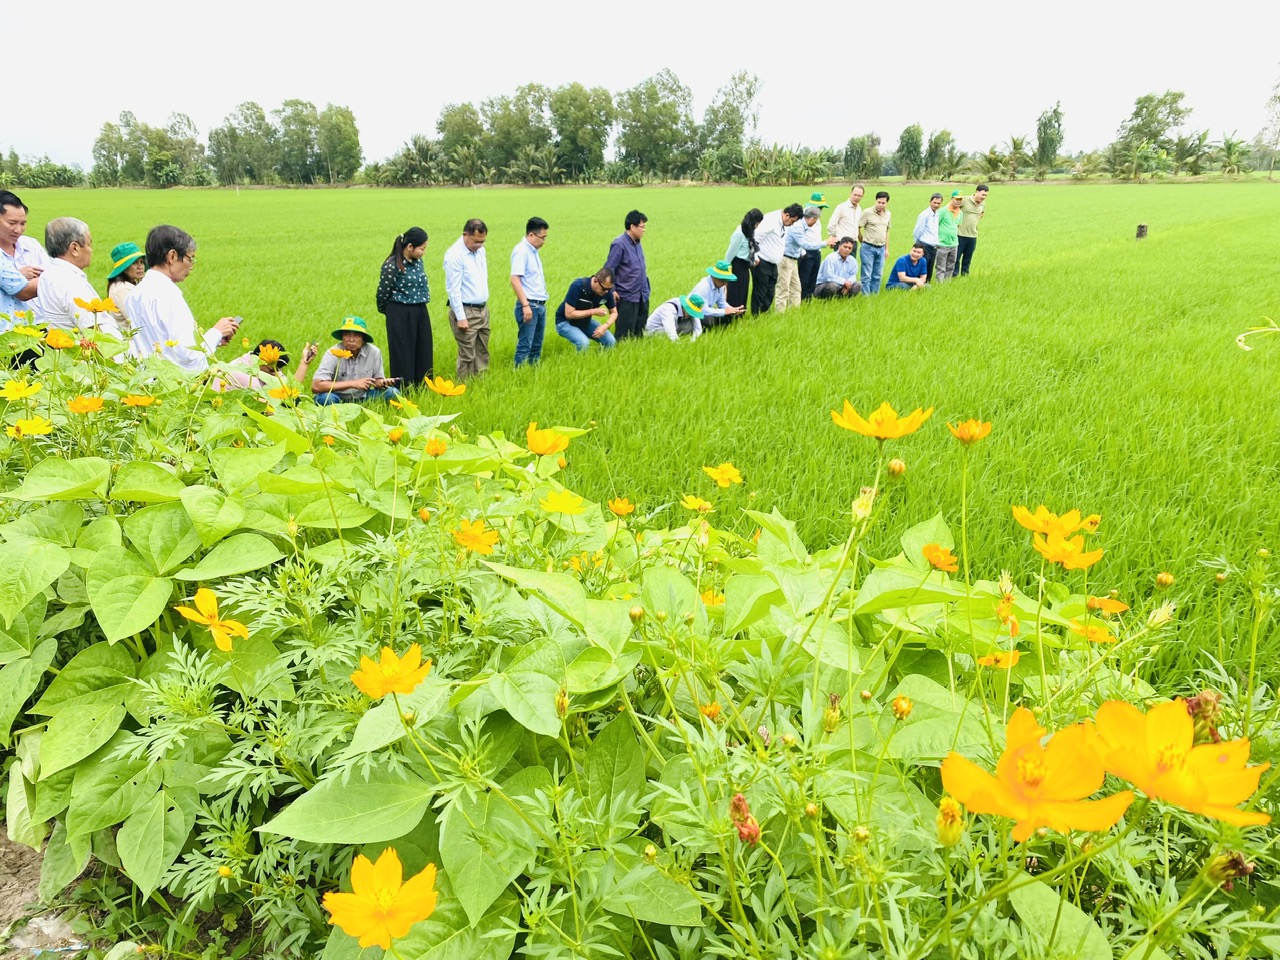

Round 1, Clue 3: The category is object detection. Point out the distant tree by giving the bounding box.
[616,69,696,179]
[91,121,126,185]
[1070,152,1103,180]
[386,135,441,185]
[1004,135,1029,180]
[1214,133,1250,174]
[208,102,279,185]
[548,83,613,182]
[317,104,362,182]
[697,71,761,182]
[895,124,924,181]
[1034,103,1064,179]
[274,99,321,183]
[1116,91,1191,153]
[1263,74,1280,180]
[923,129,954,178]
[436,102,485,158]
[481,84,552,171]
[1169,130,1211,175]
[843,135,868,179]
[970,145,1006,180]
[448,144,484,186]
[940,145,966,181]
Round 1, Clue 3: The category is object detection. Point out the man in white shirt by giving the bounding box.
[0,190,50,326]
[912,193,944,282]
[127,225,240,372]
[444,218,490,381]
[34,218,124,339]
[826,184,865,259]
[751,204,803,316]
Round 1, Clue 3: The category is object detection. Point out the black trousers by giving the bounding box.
[919,243,937,282]
[750,259,778,315]
[384,301,432,384]
[956,236,977,276]
[798,251,820,300]
[727,257,751,312]
[616,299,648,339]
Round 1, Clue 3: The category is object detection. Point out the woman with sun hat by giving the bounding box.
[105,240,146,327]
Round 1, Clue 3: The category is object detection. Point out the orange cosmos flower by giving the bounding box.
[350,643,433,699]
[680,494,714,514]
[452,518,499,555]
[174,588,249,652]
[702,462,743,488]
[74,296,117,314]
[699,701,722,721]
[936,796,965,846]
[526,421,569,456]
[122,395,156,407]
[1012,505,1101,539]
[831,400,933,440]
[891,695,913,720]
[1070,621,1117,644]
[424,438,447,458]
[256,343,283,366]
[322,435,335,446]
[922,543,959,573]
[1093,699,1270,827]
[1033,533,1104,571]
[417,508,431,522]
[942,707,1134,842]
[329,347,353,359]
[1156,571,1175,589]
[43,329,77,350]
[323,848,438,950]
[608,497,635,517]
[977,649,1021,669]
[701,588,725,606]
[6,415,53,438]
[67,395,104,414]
[947,419,992,445]
[424,375,465,397]
[388,428,404,444]
[268,384,300,401]
[1087,596,1129,615]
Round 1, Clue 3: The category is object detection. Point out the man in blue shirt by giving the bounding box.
[510,216,549,368]
[555,268,618,351]
[603,210,649,339]
[690,260,743,330]
[778,206,835,312]
[814,238,862,299]
[444,218,490,380]
[885,241,930,291]
[912,193,943,282]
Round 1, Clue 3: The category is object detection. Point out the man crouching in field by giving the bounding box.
[311,316,400,404]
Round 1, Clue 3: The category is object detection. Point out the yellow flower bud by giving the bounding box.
[1156,571,1175,589]
[891,695,913,721]
[887,458,906,478]
[629,606,645,624]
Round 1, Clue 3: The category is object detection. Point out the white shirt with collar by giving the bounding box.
[127,269,222,371]
[34,258,124,338]
[1,235,51,313]
[914,206,941,246]
[443,237,489,319]
[827,200,862,242]
[754,210,787,265]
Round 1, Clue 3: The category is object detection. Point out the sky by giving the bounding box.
[8,1,1278,170]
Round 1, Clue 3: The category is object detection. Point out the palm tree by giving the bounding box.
[969,145,1006,181]
[1214,134,1249,175]
[1070,152,1102,180]
[536,144,564,185]
[940,146,966,181]
[1004,136,1029,180]
[448,145,482,186]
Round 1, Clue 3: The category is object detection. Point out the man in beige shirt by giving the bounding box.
[827,184,864,257]
[858,191,891,294]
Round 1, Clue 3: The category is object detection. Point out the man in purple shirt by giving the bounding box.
[603,210,649,339]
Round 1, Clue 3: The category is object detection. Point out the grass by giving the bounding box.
[18,181,1280,673]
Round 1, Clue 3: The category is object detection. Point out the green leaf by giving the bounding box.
[294,494,377,529]
[1007,878,1112,960]
[724,574,785,633]
[882,675,991,764]
[581,598,632,655]
[174,533,285,581]
[209,441,288,494]
[347,679,450,755]
[2,502,84,546]
[396,890,519,960]
[123,501,203,574]
[259,773,432,843]
[606,860,703,926]
[586,716,645,817]
[70,515,123,568]
[0,539,70,628]
[489,638,565,736]
[211,634,292,701]
[86,546,173,643]
[900,512,956,571]
[38,702,127,778]
[33,641,136,716]
[0,594,46,664]
[746,508,810,566]
[109,461,186,502]
[180,485,246,546]
[853,558,969,615]
[67,756,162,838]
[238,403,310,454]
[641,565,705,633]
[484,563,587,626]
[565,646,638,696]
[0,640,56,747]
[117,787,196,898]
[320,927,383,960]
[6,763,46,849]
[11,456,111,501]
[39,821,89,901]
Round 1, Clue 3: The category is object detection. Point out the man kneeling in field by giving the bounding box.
[311,316,400,404]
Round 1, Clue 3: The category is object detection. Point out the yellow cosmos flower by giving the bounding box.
[390,397,420,414]
[43,329,77,350]
[831,400,933,439]
[322,435,335,446]
[1070,621,1117,644]
[256,343,282,366]
[323,848,438,950]
[947,418,992,445]
[977,649,1021,669]
[329,347,353,359]
[0,379,41,401]
[1033,533,1104,571]
[350,643,433,699]
[1093,699,1270,827]
[539,489,585,515]
[6,415,53,438]
[424,375,465,397]
[680,494,714,514]
[174,588,249,652]
[702,462,743,488]
[122,395,156,407]
[13,325,43,337]
[608,497,635,517]
[452,518,499,555]
[922,543,959,573]
[1012,505,1101,538]
[701,588,725,606]
[67,395,104,414]
[526,421,569,456]
[268,384,300,401]
[424,438,447,458]
[74,296,117,314]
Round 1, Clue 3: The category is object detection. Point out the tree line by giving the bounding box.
[1,74,1276,191]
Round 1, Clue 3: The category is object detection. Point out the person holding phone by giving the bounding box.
[311,316,400,404]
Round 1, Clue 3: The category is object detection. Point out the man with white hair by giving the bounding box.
[777,205,835,312]
[34,217,124,338]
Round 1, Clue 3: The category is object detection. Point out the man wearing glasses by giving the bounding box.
[127,224,240,371]
[554,267,618,351]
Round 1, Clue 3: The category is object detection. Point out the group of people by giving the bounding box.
[0,182,990,406]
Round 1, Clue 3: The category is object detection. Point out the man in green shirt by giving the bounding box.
[934,191,964,282]
[956,184,988,276]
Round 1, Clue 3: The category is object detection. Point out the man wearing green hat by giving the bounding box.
[800,194,829,301]
[106,241,146,327]
[934,191,964,282]
[690,260,743,330]
[644,293,705,341]
[311,316,400,404]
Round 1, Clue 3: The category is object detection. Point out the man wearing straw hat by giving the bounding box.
[311,316,400,404]
[799,193,829,301]
[690,260,743,330]
[644,293,706,341]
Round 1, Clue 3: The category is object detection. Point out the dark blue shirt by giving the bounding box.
[886,254,928,288]
[556,277,617,333]
[603,233,649,303]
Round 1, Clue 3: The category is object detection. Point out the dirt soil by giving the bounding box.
[0,834,50,957]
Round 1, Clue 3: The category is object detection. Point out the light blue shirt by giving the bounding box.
[817,251,859,286]
[689,276,727,318]
[443,236,489,319]
[783,220,826,259]
[913,206,940,246]
[0,257,29,331]
[509,237,547,302]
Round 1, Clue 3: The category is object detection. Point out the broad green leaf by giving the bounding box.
[180,485,246,546]
[586,716,645,817]
[109,461,186,502]
[1007,878,1112,960]
[2,502,84,546]
[123,501,202,574]
[239,403,310,454]
[294,494,377,529]
[853,558,969,615]
[0,594,46,664]
[792,614,862,673]
[489,638,565,736]
[117,787,196,898]
[67,756,161,838]
[606,860,702,926]
[746,508,810,566]
[581,598,632,655]
[0,539,70,628]
[6,763,46,849]
[641,565,705,633]
[724,574,785,633]
[321,927,383,960]
[38,702,127,778]
[0,640,56,747]
[900,512,956,571]
[209,441,287,494]
[565,646,638,695]
[882,675,992,764]
[396,890,519,960]
[86,546,173,643]
[259,773,432,843]
[774,568,829,619]
[347,679,450,755]
[39,821,89,901]
[11,457,111,501]
[70,515,123,568]
[484,563,587,626]
[33,641,135,716]
[211,634,293,701]
[174,533,285,581]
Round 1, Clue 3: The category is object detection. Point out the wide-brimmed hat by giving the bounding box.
[332,316,374,343]
[706,260,736,281]
[680,294,705,320]
[107,242,145,280]
[807,192,829,208]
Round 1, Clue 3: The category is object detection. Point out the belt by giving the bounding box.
[864,243,885,249]
[783,255,800,261]
[527,299,546,305]
[463,302,486,308]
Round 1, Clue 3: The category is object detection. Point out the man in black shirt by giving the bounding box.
[554,267,618,351]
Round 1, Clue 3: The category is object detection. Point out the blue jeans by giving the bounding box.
[556,319,616,351]
[314,387,399,405]
[513,301,546,366]
[860,244,885,294]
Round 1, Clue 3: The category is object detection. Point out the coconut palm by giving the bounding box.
[1214,134,1249,175]
[1004,136,1029,180]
